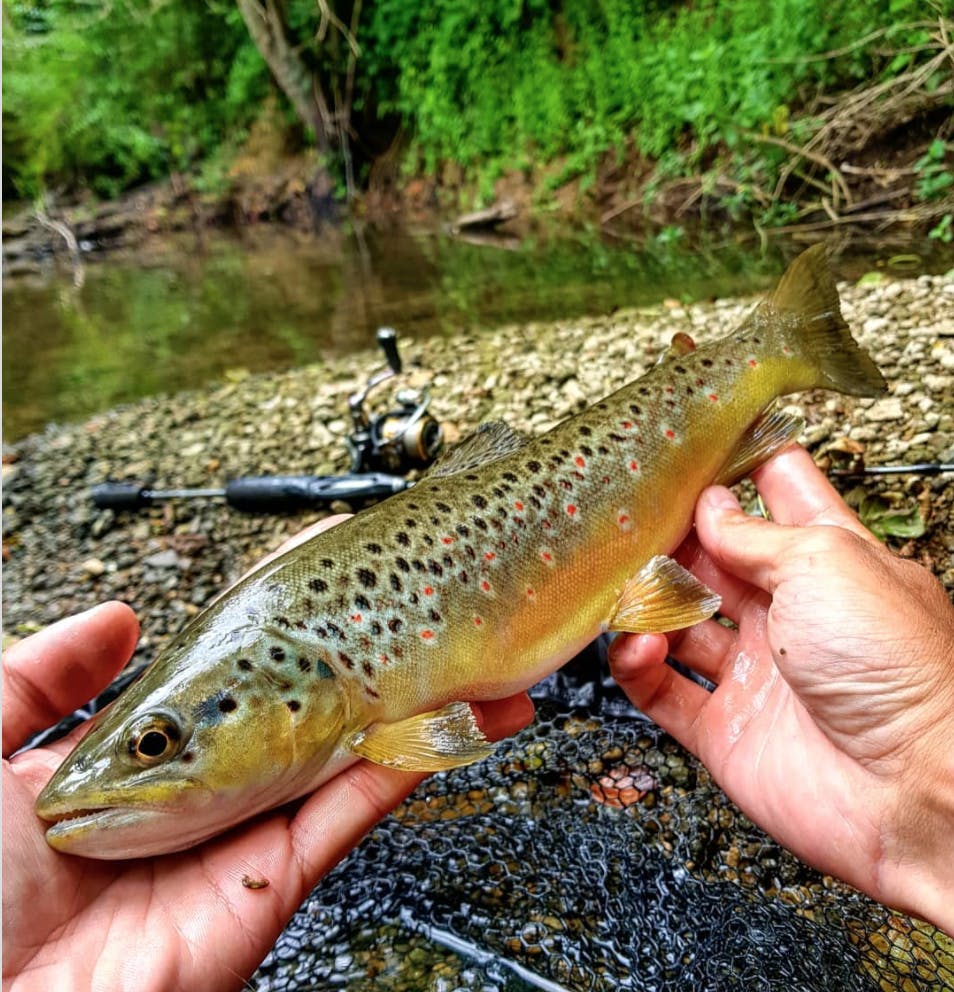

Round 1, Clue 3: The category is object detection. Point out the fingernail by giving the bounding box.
[704,486,741,512]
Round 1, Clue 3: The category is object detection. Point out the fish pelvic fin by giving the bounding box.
[348,701,495,771]
[715,406,804,486]
[748,244,887,398]
[609,555,721,634]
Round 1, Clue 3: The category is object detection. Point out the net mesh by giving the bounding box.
[248,650,953,992]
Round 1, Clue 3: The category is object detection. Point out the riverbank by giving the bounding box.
[3,269,953,658]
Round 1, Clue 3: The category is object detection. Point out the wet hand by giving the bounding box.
[2,517,534,991]
[609,445,954,934]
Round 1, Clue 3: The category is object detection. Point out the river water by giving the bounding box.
[3,226,949,441]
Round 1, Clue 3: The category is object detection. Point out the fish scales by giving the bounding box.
[35,245,887,858]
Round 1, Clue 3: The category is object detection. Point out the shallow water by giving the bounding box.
[3,226,950,441]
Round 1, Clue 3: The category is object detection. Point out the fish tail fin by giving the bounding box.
[753,244,887,397]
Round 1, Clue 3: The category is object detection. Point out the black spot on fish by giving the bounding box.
[409,592,419,605]
[182,752,194,764]
[298,657,311,673]
[326,621,344,639]
[362,660,374,678]
[339,652,356,670]
[390,573,403,592]
[309,577,328,593]
[423,534,435,546]
[392,645,404,659]
[455,523,470,538]
[492,486,505,499]
[442,553,454,567]
[428,559,443,577]
[629,404,642,416]
[579,445,593,457]
[428,608,441,623]
[495,505,509,519]
[550,454,566,466]
[532,483,547,497]
[473,516,488,532]
[472,494,487,509]
[639,386,651,396]
[464,544,476,560]
[365,542,383,555]
[412,559,426,573]
[269,646,286,662]
[435,501,452,514]
[237,658,253,671]
[315,659,334,679]
[370,620,382,635]
[365,686,381,699]
[526,459,542,472]
[320,558,335,569]
[275,616,291,629]
[356,568,377,589]
[313,624,327,638]
[287,700,301,712]
[464,474,479,481]
[608,432,625,443]
[597,445,610,455]
[218,697,238,714]
[396,556,410,572]
[429,515,440,526]
[354,594,371,610]
[407,501,420,510]
[459,570,469,583]
[396,531,410,547]
[560,479,573,490]
[674,364,687,374]
[388,617,403,633]
[701,358,713,367]
[686,386,694,395]
[578,426,592,437]
[404,518,418,529]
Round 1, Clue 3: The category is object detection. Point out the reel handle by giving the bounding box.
[376,327,402,374]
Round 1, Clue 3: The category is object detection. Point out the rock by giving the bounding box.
[864,397,904,422]
[80,557,106,577]
[142,549,182,569]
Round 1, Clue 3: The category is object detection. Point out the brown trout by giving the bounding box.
[36,245,885,858]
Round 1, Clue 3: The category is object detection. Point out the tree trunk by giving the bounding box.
[235,0,331,154]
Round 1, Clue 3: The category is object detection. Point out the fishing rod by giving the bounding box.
[829,462,954,478]
[91,327,442,515]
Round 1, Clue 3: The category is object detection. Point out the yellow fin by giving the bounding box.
[609,555,721,634]
[427,421,528,477]
[349,702,495,771]
[715,407,804,487]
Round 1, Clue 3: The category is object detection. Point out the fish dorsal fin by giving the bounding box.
[655,331,697,365]
[348,701,495,771]
[609,555,721,634]
[428,421,528,477]
[715,407,804,487]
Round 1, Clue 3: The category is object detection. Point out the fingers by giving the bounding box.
[751,446,877,543]
[473,692,536,741]
[608,634,708,753]
[2,602,140,757]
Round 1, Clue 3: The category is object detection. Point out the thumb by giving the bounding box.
[694,486,806,595]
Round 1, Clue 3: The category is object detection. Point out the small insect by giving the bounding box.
[241,874,270,890]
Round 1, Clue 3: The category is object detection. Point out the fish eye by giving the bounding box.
[127,713,183,766]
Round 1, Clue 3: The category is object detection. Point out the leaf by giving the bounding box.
[858,493,926,542]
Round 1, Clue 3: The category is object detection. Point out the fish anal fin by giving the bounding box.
[349,701,495,771]
[428,421,528,477]
[609,555,721,634]
[715,407,804,487]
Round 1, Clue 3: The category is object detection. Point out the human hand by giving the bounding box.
[609,445,954,934]
[2,518,534,991]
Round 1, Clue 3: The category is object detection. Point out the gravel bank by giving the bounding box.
[3,270,953,660]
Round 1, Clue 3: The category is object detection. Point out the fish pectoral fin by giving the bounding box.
[609,555,721,634]
[655,331,697,365]
[427,421,528,477]
[348,701,495,771]
[714,406,804,487]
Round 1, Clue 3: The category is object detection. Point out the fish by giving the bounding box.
[35,245,886,859]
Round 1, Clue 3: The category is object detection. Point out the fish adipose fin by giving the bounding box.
[748,243,887,397]
[609,555,721,634]
[428,421,529,477]
[349,701,495,771]
[715,407,804,486]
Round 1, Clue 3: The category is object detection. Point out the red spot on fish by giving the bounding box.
[481,580,492,592]
[442,536,454,545]
[783,345,792,354]
[526,587,536,599]
[748,358,758,367]
[380,654,390,665]
[665,429,676,440]
[350,614,362,623]
[575,455,586,468]
[420,630,434,640]
[541,551,553,562]
[542,519,552,530]
[629,460,639,472]
[566,504,578,516]
[602,475,611,484]
[484,551,496,561]
[618,513,630,525]
[665,386,674,394]
[621,421,633,430]
[514,500,524,512]
[423,586,434,596]
[696,378,705,387]
[474,615,483,627]
[709,393,719,402]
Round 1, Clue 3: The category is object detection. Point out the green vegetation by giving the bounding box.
[4,0,951,225]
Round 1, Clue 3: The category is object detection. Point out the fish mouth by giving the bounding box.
[39,803,174,856]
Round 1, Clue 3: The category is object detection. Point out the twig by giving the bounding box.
[742,130,852,207]
[34,199,85,289]
[758,21,937,64]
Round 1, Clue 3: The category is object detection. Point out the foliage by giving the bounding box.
[3,0,947,209]
[3,1,268,198]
